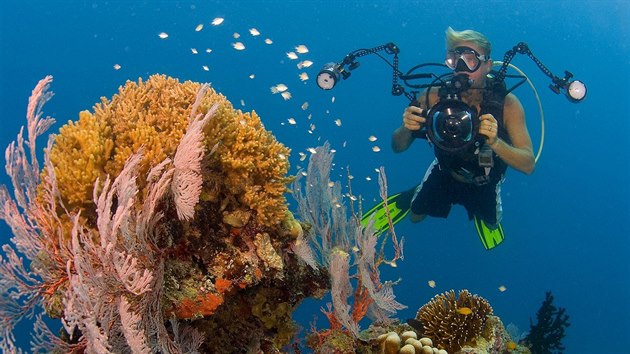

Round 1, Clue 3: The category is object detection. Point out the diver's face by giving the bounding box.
[448,41,491,86]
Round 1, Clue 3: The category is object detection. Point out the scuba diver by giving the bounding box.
[391,27,535,248]
[316,26,586,250]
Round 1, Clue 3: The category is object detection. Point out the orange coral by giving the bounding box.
[47,74,290,228]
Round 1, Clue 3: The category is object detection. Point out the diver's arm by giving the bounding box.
[392,91,433,153]
[490,94,536,174]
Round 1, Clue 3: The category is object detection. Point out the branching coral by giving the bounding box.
[416,289,493,353]
[523,291,570,353]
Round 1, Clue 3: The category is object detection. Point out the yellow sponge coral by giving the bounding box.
[46,74,290,228]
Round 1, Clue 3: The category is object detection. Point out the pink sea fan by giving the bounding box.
[171,86,218,221]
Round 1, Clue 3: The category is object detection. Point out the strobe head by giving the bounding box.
[317,62,342,90]
[566,80,587,103]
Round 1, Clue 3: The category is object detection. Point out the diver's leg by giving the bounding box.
[409,160,451,222]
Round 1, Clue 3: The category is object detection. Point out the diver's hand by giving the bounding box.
[479,113,499,145]
[403,106,426,131]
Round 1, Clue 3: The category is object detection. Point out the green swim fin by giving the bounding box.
[474,215,505,250]
[360,186,416,236]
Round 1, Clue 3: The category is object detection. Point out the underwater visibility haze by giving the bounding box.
[0,0,628,353]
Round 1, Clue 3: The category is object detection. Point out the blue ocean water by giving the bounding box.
[0,0,628,352]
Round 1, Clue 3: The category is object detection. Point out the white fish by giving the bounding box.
[270,84,288,94]
[249,74,255,79]
[307,147,317,154]
[202,65,209,71]
[297,60,313,69]
[113,64,121,70]
[301,171,308,176]
[328,181,334,187]
[334,119,342,126]
[233,32,240,39]
[249,28,260,36]
[240,99,245,106]
[372,146,381,152]
[299,72,309,81]
[428,280,436,288]
[211,17,224,26]
[365,176,372,181]
[332,96,336,103]
[330,149,336,153]
[158,32,169,39]
[287,118,296,125]
[307,113,312,119]
[286,52,298,60]
[310,123,316,131]
[301,102,309,110]
[195,24,204,32]
[299,152,307,161]
[191,48,198,54]
[374,168,380,172]
[265,38,273,45]
[295,44,309,54]
[281,91,292,100]
[498,285,507,292]
[349,195,357,201]
[205,48,212,53]
[278,153,286,160]
[232,42,245,50]
[368,135,377,142]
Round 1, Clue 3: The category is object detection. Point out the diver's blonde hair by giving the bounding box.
[446,26,492,57]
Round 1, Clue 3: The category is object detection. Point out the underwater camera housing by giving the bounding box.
[424,74,479,153]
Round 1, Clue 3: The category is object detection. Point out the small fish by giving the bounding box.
[372,146,381,152]
[295,44,309,54]
[195,24,204,32]
[368,135,377,142]
[498,285,507,292]
[191,48,198,54]
[113,64,121,70]
[332,96,336,103]
[457,307,473,316]
[328,181,334,187]
[249,28,260,36]
[299,72,309,81]
[286,52,298,60]
[301,102,309,110]
[349,195,357,201]
[278,153,286,160]
[287,118,296,125]
[232,42,245,51]
[211,17,224,26]
[264,38,273,45]
[310,123,316,131]
[298,152,307,161]
[249,74,255,79]
[240,99,245,106]
[427,280,436,288]
[205,48,212,53]
[330,149,337,153]
[202,65,209,71]
[307,147,317,154]
[301,171,308,176]
[233,32,240,39]
[334,119,342,126]
[297,60,313,69]
[374,168,380,172]
[506,341,517,350]
[281,91,292,100]
[270,84,288,94]
[365,176,372,181]
[158,32,169,39]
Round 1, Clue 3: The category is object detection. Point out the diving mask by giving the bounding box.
[445,46,488,72]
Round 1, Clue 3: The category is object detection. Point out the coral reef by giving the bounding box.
[523,291,570,353]
[415,290,493,353]
[0,75,317,353]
